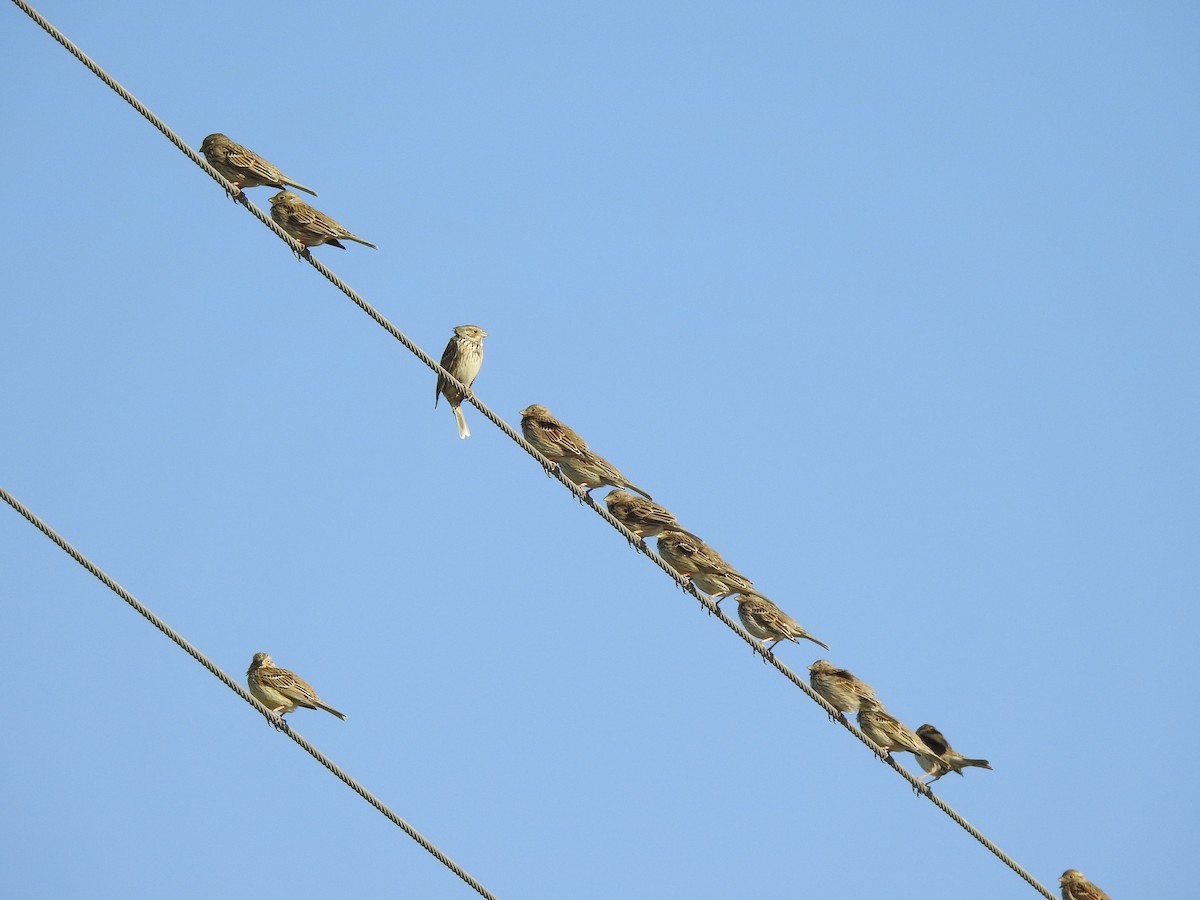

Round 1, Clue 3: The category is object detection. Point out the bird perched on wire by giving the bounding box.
[558,449,652,499]
[807,659,876,720]
[246,652,346,721]
[655,530,754,602]
[733,593,829,651]
[435,325,487,439]
[199,133,318,199]
[1059,869,1111,900]
[519,404,590,463]
[913,723,992,783]
[518,405,651,497]
[604,490,697,541]
[268,190,377,255]
[856,697,942,764]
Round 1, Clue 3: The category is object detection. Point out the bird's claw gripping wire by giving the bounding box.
[265,711,290,733]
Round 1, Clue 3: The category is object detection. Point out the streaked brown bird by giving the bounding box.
[558,449,652,499]
[435,324,487,439]
[655,530,754,602]
[1059,869,1112,900]
[518,404,591,463]
[246,652,345,720]
[914,723,992,783]
[856,697,940,763]
[200,132,318,198]
[733,593,829,651]
[807,659,876,720]
[517,405,651,497]
[604,490,696,540]
[268,190,377,254]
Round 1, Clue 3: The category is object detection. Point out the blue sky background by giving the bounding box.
[2,2,1197,898]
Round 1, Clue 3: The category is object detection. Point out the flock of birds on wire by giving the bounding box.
[201,132,1114,900]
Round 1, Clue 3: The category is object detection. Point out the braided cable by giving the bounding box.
[0,484,502,900]
[9,3,1056,897]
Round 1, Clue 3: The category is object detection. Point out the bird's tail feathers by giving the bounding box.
[286,180,318,197]
[802,632,831,651]
[956,757,992,771]
[316,701,347,720]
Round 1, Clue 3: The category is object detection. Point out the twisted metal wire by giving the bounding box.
[9,3,1056,897]
[0,485,501,900]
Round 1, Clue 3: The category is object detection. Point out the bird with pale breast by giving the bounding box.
[604,490,699,541]
[435,325,487,439]
[268,191,377,255]
[733,593,829,651]
[655,530,754,602]
[856,696,945,765]
[199,132,318,199]
[807,658,875,720]
[913,723,992,783]
[246,652,345,721]
[1059,869,1111,900]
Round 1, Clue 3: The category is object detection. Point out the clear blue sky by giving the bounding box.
[3,2,1197,898]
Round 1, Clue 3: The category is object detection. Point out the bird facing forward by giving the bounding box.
[914,723,992,784]
[435,325,487,438]
[268,191,377,254]
[246,652,346,721]
[1059,869,1111,900]
[733,593,829,651]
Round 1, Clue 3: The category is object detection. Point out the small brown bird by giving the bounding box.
[199,132,318,197]
[655,530,754,602]
[733,593,829,651]
[268,190,377,254]
[435,324,487,439]
[604,490,696,540]
[558,449,652,499]
[654,529,706,576]
[914,724,992,783]
[246,652,346,721]
[518,404,591,463]
[856,697,939,762]
[1059,869,1112,900]
[517,405,651,497]
[807,659,876,720]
